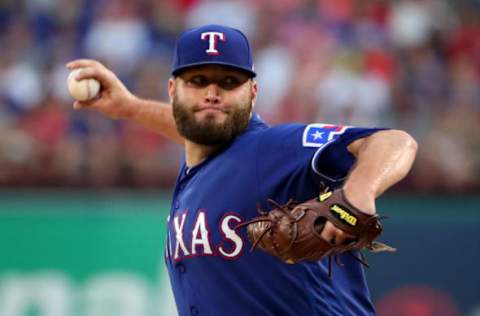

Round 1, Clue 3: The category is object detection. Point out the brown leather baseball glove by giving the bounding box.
[236,189,394,272]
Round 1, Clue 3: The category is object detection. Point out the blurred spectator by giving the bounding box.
[254,44,295,123]
[84,0,151,77]
[2,62,43,112]
[0,0,478,192]
[389,0,433,49]
[315,49,391,126]
[185,0,256,37]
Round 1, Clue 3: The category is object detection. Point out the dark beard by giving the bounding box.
[172,96,252,146]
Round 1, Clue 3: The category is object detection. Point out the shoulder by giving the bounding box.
[236,114,305,144]
[259,123,362,151]
[253,123,307,155]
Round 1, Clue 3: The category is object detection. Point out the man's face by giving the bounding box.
[169,65,257,146]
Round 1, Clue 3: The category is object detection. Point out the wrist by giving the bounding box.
[341,185,376,215]
[121,93,141,120]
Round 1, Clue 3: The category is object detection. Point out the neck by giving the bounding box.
[184,140,222,168]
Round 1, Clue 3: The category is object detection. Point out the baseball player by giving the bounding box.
[68,24,417,316]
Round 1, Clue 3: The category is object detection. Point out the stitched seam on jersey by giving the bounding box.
[301,261,347,315]
[255,128,268,205]
[299,263,317,315]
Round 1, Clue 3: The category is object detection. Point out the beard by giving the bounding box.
[172,94,253,146]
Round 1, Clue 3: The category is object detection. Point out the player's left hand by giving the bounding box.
[236,189,395,270]
[319,221,355,246]
[319,187,375,246]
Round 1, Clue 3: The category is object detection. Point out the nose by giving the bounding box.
[204,83,221,104]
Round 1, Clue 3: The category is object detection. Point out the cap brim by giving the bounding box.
[172,61,256,78]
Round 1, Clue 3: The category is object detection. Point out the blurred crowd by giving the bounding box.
[0,0,479,191]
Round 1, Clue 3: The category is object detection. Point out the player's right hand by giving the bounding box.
[66,59,138,120]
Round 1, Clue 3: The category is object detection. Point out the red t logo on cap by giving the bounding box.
[201,32,226,55]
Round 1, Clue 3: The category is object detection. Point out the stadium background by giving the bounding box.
[0,0,479,315]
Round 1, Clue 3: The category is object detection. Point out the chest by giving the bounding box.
[167,149,259,263]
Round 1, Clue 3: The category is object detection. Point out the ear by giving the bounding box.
[250,80,258,109]
[168,78,176,103]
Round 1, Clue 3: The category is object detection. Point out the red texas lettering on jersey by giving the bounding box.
[166,210,245,262]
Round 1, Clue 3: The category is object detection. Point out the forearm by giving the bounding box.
[342,130,418,213]
[127,97,184,144]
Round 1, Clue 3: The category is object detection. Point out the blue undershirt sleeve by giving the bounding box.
[310,127,387,184]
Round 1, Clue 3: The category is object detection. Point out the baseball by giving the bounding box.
[67,69,100,101]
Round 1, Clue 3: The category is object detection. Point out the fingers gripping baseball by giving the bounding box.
[67,59,114,90]
[66,59,136,119]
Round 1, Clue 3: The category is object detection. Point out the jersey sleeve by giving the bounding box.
[256,123,385,201]
[306,124,387,183]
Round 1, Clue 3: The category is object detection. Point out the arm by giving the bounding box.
[124,97,182,144]
[66,59,183,144]
[320,129,417,243]
[242,128,418,260]
[343,129,418,214]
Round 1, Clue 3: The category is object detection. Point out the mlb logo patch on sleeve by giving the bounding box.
[302,124,349,148]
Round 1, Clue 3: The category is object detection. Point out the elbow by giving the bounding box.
[409,136,418,157]
[388,130,418,168]
[395,130,418,156]
[382,129,419,184]
[377,129,418,160]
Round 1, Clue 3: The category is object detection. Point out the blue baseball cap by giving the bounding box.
[171,24,256,77]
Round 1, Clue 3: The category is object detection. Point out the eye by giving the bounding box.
[186,76,208,87]
[219,76,242,89]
